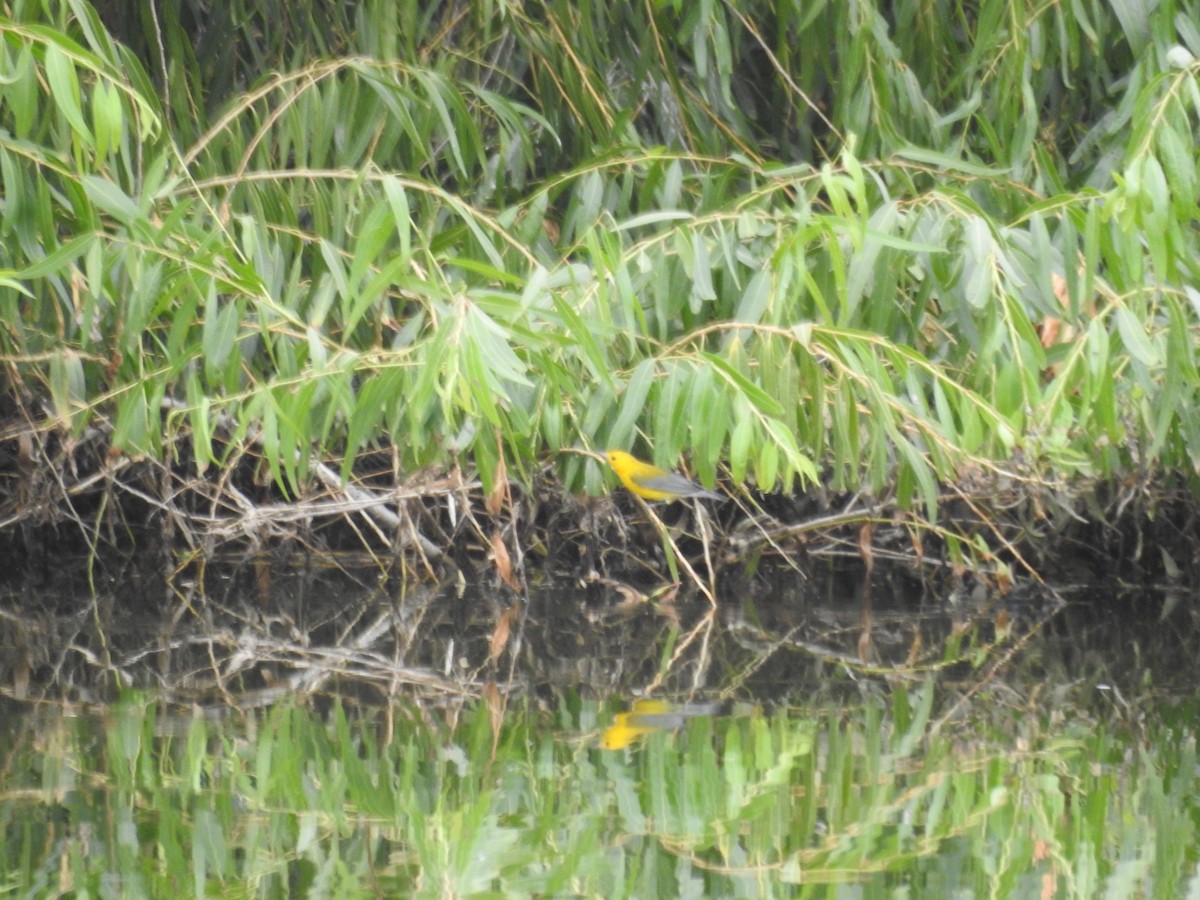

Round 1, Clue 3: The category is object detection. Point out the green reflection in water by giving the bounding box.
[0,688,1195,898]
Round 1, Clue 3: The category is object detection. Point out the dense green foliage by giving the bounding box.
[2,0,1199,517]
[3,689,1194,896]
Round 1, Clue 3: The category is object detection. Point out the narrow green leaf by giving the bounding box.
[893,145,1006,176]
[616,211,693,231]
[191,391,213,474]
[962,217,993,309]
[382,175,412,262]
[91,78,123,157]
[550,292,614,390]
[733,268,771,326]
[81,174,139,224]
[762,416,819,487]
[653,364,686,458]
[0,277,34,297]
[862,228,946,254]
[611,358,657,448]
[16,234,94,279]
[5,46,38,138]
[702,352,783,417]
[1114,307,1157,366]
[729,416,753,483]
[49,351,84,423]
[113,385,151,454]
[1157,126,1196,216]
[465,303,532,387]
[318,239,350,307]
[1110,0,1152,52]
[412,69,473,176]
[690,229,715,302]
[756,440,779,492]
[203,299,240,381]
[43,42,93,147]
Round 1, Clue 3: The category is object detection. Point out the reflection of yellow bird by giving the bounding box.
[605,450,724,502]
[599,699,722,750]
[599,700,672,750]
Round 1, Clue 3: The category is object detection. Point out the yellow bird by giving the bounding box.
[605,449,724,502]
[599,699,723,749]
[599,703,671,750]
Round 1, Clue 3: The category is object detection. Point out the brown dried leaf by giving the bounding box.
[905,629,924,666]
[485,437,510,517]
[488,605,515,665]
[858,521,875,572]
[907,522,924,562]
[994,609,1013,643]
[490,531,521,592]
[1040,272,1075,350]
[484,681,504,759]
[857,627,875,664]
[1051,271,1069,308]
[13,655,28,701]
[254,557,272,607]
[994,562,1014,593]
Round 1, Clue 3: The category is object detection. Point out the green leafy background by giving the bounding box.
[2,0,1199,517]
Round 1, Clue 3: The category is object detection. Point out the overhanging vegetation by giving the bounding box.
[2,0,1198,579]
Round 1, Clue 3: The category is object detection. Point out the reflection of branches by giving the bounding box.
[633,494,717,606]
[645,605,717,696]
[0,579,491,718]
[928,593,1064,737]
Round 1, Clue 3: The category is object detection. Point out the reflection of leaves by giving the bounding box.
[484,682,504,763]
[487,605,517,668]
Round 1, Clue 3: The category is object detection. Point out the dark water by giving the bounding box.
[2,557,1198,897]
[0,550,1191,712]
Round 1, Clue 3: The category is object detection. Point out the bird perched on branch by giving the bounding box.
[605,449,724,502]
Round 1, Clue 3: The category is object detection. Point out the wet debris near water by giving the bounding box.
[0,431,1195,715]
